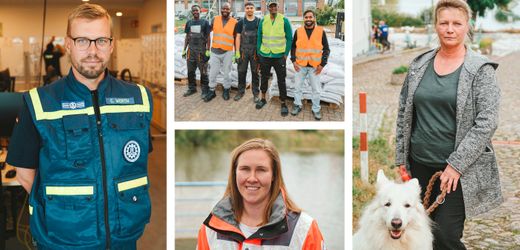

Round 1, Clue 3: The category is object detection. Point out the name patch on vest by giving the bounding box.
[106,97,135,105]
[123,140,141,163]
[61,101,85,110]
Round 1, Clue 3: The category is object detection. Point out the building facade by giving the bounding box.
[175,0,325,17]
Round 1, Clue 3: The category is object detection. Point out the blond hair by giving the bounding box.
[224,138,301,225]
[67,3,113,37]
[434,0,473,39]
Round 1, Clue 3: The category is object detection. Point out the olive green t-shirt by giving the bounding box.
[410,59,462,168]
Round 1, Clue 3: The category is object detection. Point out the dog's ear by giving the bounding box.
[408,178,421,196]
[376,169,389,188]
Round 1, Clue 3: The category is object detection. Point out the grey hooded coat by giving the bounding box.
[396,48,503,218]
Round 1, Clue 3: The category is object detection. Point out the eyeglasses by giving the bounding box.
[70,37,113,51]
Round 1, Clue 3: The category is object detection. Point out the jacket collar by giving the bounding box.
[65,68,110,95]
[411,46,498,74]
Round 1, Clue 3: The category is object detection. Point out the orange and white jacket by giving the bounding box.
[197,193,325,250]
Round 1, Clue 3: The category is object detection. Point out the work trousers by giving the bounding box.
[294,65,322,113]
[237,49,259,96]
[209,50,233,90]
[410,157,466,250]
[187,50,209,93]
[259,56,287,102]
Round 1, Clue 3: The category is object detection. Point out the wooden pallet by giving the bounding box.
[270,96,340,110]
[174,77,188,85]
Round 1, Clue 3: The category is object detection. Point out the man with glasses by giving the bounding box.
[6,4,153,249]
[205,2,237,102]
[182,5,211,99]
[256,0,292,116]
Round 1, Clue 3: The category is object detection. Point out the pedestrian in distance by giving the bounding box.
[290,9,330,120]
[205,2,237,102]
[182,5,211,99]
[233,2,261,102]
[196,138,326,249]
[6,3,154,249]
[256,0,293,117]
[396,0,502,249]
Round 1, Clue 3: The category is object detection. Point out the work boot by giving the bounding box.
[223,88,230,100]
[204,90,216,102]
[201,89,209,99]
[255,99,267,109]
[291,105,302,116]
[281,103,289,117]
[234,92,244,101]
[253,94,260,103]
[183,89,197,97]
[312,110,322,120]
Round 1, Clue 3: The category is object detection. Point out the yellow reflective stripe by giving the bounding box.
[46,186,94,196]
[118,176,148,192]
[263,36,285,40]
[29,205,33,215]
[30,84,150,121]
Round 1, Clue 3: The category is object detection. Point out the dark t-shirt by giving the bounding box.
[6,91,154,169]
[410,59,461,167]
[185,18,211,38]
[235,17,259,34]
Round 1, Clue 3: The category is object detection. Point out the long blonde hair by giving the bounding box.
[224,138,301,225]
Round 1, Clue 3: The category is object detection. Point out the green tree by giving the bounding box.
[467,0,512,20]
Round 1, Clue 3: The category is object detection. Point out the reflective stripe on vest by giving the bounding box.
[46,186,94,196]
[260,14,286,54]
[118,176,148,192]
[212,16,237,51]
[29,84,150,121]
[295,26,323,68]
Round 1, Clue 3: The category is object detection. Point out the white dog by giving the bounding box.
[353,169,433,250]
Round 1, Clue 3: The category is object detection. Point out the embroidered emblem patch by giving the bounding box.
[123,140,140,163]
[106,97,135,105]
[61,101,85,110]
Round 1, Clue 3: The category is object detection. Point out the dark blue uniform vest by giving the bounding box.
[24,70,152,250]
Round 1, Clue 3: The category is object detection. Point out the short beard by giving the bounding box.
[74,56,107,79]
[305,21,314,27]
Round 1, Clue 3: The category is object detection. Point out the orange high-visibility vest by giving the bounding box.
[295,26,323,68]
[212,16,237,51]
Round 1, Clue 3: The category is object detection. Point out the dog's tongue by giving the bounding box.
[390,230,402,239]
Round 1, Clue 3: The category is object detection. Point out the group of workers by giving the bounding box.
[182,0,330,120]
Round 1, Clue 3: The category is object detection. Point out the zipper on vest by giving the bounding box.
[92,90,111,249]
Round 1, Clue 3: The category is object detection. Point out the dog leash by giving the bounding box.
[422,171,447,215]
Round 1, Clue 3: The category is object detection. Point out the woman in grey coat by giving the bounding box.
[395,0,502,249]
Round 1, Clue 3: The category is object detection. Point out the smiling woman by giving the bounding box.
[196,138,325,249]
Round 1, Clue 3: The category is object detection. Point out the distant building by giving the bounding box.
[175,0,326,17]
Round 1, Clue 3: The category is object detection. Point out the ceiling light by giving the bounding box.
[82,0,89,2]
[116,12,123,17]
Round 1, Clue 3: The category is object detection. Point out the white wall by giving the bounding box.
[353,0,371,57]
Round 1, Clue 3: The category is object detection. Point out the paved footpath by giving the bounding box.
[354,49,520,249]
[174,83,344,121]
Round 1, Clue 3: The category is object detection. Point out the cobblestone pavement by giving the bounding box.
[174,83,344,121]
[354,49,520,249]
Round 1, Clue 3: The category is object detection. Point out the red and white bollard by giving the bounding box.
[359,92,368,183]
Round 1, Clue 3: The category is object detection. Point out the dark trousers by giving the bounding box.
[187,50,209,92]
[259,56,287,102]
[237,49,259,95]
[410,158,466,250]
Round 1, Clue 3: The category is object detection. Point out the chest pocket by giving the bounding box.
[63,114,93,160]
